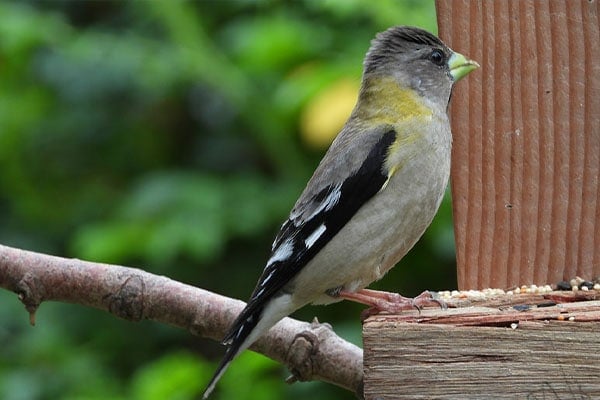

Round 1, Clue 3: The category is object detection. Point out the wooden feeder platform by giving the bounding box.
[363,289,600,399]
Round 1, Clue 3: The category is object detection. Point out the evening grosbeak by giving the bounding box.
[203,26,478,397]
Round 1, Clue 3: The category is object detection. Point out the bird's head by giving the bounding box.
[362,26,479,107]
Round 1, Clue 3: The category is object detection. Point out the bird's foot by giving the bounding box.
[336,288,446,321]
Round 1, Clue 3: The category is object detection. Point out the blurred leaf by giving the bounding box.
[305,0,436,31]
[221,14,330,73]
[217,352,282,400]
[71,172,298,266]
[131,352,209,400]
[0,3,70,55]
[300,77,359,149]
[72,172,227,265]
[71,222,151,264]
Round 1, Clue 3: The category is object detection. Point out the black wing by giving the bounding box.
[222,129,396,344]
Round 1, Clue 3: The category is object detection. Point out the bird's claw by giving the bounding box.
[342,289,447,321]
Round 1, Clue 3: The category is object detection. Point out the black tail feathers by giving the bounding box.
[202,306,264,398]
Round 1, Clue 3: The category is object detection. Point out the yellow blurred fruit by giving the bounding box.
[300,78,359,149]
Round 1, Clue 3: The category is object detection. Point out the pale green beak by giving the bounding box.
[448,51,479,81]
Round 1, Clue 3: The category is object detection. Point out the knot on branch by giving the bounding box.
[16,272,44,325]
[105,274,145,321]
[285,317,332,384]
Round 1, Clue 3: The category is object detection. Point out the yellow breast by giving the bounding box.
[354,75,433,126]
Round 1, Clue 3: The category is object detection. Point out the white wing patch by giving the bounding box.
[324,185,342,211]
[300,184,342,222]
[260,269,276,286]
[254,269,276,299]
[267,238,293,267]
[304,223,326,249]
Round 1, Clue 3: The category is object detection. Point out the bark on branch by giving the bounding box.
[0,244,363,397]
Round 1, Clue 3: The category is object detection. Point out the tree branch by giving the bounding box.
[0,244,363,397]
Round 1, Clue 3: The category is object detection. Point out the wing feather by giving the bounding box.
[223,129,397,344]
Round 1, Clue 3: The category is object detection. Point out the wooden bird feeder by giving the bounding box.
[362,1,600,398]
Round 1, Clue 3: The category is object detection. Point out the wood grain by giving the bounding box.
[364,319,600,399]
[363,295,600,399]
[436,0,600,290]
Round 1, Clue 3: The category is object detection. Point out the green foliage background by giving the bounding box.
[0,1,457,399]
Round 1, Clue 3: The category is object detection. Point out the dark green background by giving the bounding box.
[0,1,457,399]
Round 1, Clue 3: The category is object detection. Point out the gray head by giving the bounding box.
[363,26,477,106]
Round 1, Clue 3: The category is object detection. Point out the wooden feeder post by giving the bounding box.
[441,0,600,290]
[362,1,600,398]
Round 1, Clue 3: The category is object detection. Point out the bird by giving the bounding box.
[202,25,478,398]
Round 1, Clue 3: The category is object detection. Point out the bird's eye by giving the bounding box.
[429,49,445,66]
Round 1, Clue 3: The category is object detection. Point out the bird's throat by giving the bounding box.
[354,76,433,125]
